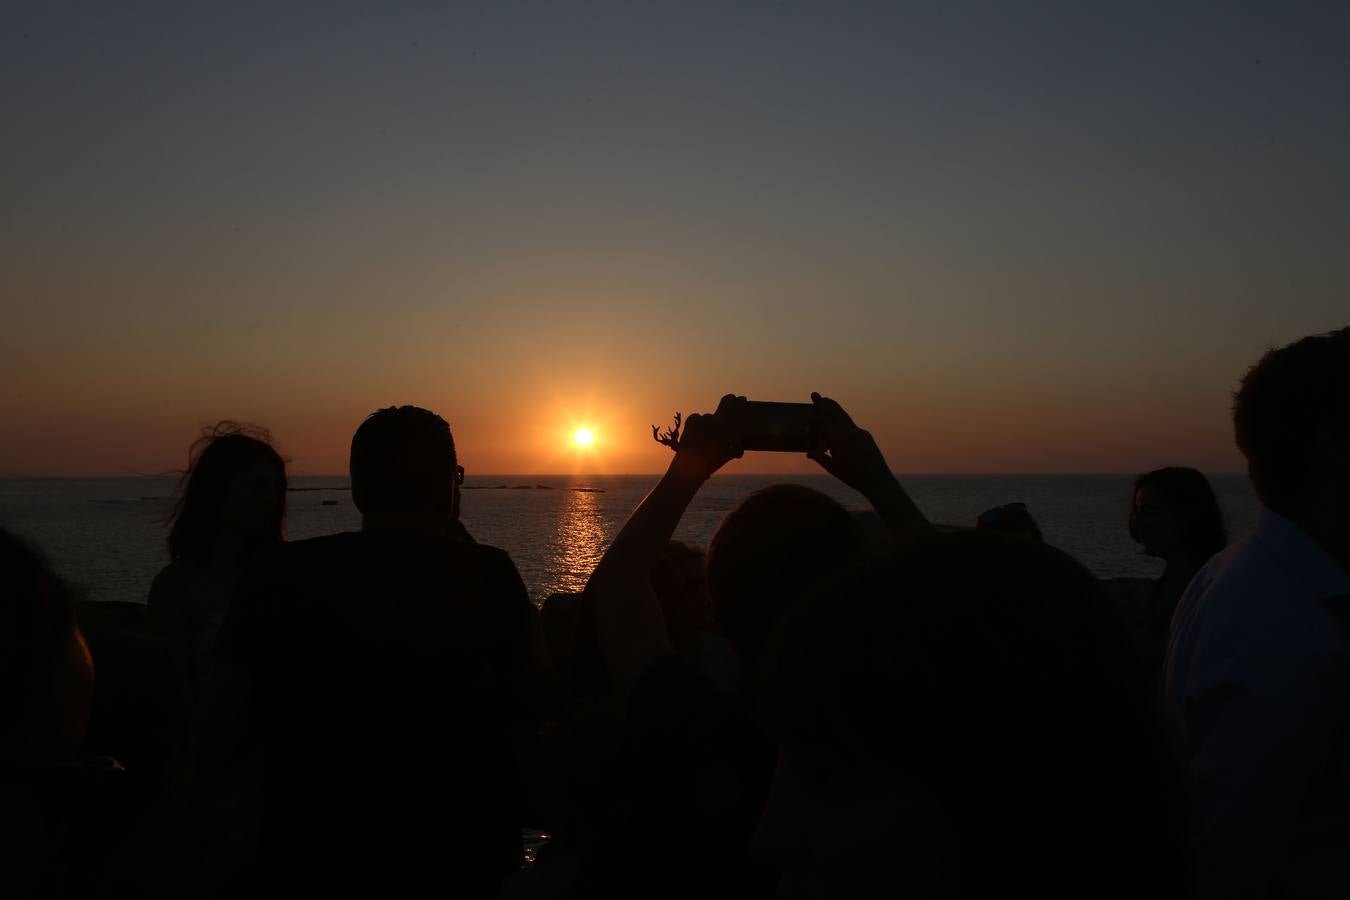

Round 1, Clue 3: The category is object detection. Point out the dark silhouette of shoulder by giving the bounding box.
[212,531,539,896]
[218,531,532,673]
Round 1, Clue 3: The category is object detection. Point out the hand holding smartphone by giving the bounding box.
[653,398,818,454]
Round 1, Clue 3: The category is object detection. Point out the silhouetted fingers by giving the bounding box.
[807,449,837,476]
[713,395,748,454]
[810,392,856,428]
[714,394,745,416]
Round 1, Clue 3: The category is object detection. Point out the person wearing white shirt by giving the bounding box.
[1167,326,1350,900]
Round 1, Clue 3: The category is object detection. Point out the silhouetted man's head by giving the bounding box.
[350,406,460,532]
[706,484,864,671]
[1233,327,1350,517]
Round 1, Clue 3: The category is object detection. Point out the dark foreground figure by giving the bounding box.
[203,406,544,898]
[756,531,1190,899]
[563,394,1186,899]
[1168,327,1350,900]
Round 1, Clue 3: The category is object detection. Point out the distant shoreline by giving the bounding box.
[0,472,1252,481]
[286,485,608,493]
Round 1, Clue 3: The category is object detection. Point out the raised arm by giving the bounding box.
[586,395,746,689]
[807,392,930,540]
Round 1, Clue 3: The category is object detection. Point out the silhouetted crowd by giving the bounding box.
[5,326,1348,899]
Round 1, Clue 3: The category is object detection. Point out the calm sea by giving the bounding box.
[0,474,1260,606]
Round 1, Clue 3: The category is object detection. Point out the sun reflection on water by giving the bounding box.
[539,487,613,599]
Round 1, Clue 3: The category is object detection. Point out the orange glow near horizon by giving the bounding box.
[0,382,1253,477]
[499,395,639,475]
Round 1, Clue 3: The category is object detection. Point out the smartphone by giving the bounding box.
[740,401,816,452]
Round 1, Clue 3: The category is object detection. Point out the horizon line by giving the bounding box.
[1,470,1252,480]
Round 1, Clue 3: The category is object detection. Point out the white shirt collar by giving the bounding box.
[1255,508,1350,601]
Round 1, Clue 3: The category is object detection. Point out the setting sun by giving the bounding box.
[573,428,595,447]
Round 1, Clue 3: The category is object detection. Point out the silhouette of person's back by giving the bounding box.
[2,527,104,898]
[755,532,1189,899]
[148,422,287,700]
[210,406,542,898]
[1167,329,1350,899]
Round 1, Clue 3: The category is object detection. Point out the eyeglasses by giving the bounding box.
[455,464,465,485]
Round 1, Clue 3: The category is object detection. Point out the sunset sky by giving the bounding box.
[3,3,1347,476]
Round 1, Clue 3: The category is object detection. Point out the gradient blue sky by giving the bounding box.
[3,2,1347,475]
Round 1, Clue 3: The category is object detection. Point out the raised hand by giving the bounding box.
[807,392,930,537]
[806,392,893,497]
[587,394,748,687]
[671,394,747,483]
